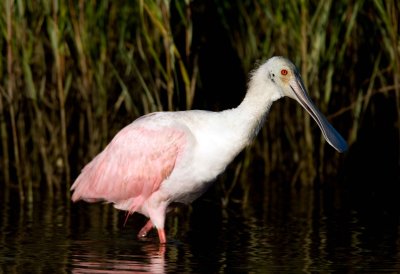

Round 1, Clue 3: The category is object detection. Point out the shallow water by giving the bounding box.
[1,182,400,273]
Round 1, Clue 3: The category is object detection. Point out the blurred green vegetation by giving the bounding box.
[0,0,399,203]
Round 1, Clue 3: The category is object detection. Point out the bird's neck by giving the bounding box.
[229,79,282,146]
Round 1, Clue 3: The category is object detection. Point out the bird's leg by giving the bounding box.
[146,194,168,244]
[138,219,154,238]
[138,220,167,244]
[157,228,166,244]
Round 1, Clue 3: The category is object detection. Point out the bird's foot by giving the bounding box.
[137,219,154,238]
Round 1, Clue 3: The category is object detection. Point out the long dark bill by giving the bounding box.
[289,73,348,153]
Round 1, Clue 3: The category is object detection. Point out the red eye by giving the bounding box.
[281,69,288,76]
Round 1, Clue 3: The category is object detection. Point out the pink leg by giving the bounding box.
[138,219,154,238]
[145,197,168,244]
[157,228,166,244]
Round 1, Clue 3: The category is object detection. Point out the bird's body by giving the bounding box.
[71,57,348,243]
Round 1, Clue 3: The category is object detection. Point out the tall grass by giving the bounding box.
[0,0,398,204]
[0,0,196,201]
[216,0,399,189]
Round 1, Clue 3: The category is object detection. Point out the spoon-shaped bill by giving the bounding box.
[289,74,348,153]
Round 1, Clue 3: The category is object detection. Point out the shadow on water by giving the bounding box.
[1,176,400,273]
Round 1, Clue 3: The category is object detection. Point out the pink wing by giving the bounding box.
[71,122,186,213]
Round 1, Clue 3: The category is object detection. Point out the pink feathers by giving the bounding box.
[71,123,186,215]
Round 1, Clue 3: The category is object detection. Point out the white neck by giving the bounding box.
[225,70,283,147]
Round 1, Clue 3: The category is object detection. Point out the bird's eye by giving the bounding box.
[281,69,288,76]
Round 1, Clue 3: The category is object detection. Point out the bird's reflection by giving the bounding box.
[71,242,165,274]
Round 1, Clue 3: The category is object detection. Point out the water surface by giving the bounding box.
[1,181,399,273]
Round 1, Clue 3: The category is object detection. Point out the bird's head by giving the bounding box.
[261,56,348,152]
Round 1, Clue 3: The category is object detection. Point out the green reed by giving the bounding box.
[0,0,398,204]
[218,0,398,189]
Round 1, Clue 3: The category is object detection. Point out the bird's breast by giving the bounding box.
[160,125,245,204]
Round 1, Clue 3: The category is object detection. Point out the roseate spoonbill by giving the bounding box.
[71,56,348,244]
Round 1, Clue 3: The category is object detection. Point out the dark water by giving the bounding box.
[1,180,400,274]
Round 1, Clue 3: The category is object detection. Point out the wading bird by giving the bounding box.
[71,56,348,244]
